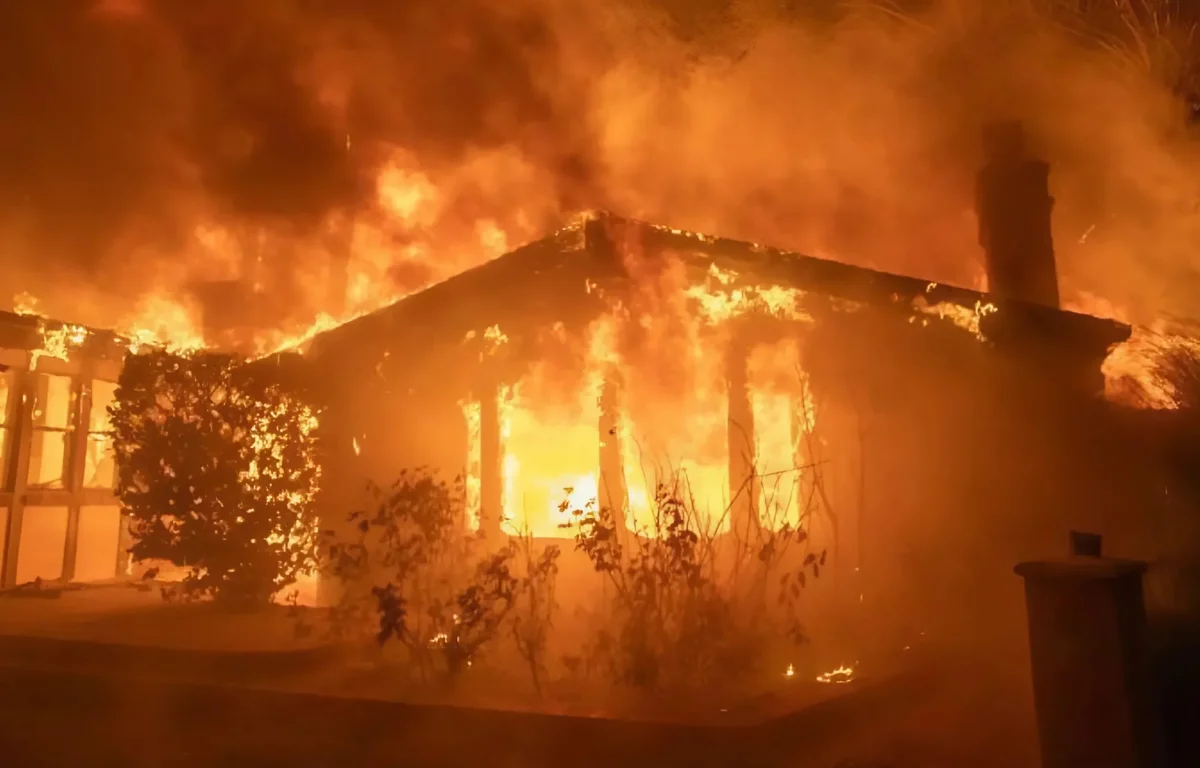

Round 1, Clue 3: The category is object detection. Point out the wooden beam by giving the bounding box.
[2,367,36,587]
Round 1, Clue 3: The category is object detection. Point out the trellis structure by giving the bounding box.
[0,312,128,588]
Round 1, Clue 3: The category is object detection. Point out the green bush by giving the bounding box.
[110,350,321,607]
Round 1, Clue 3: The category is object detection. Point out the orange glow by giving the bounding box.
[119,293,206,355]
[13,292,41,317]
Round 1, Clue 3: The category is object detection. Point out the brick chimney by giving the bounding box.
[975,121,1061,308]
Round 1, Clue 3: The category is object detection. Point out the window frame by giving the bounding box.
[0,367,17,491]
[25,371,78,490]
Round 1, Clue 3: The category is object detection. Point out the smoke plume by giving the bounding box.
[0,1,1197,348]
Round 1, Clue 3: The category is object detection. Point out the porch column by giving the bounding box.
[727,337,758,539]
[598,369,629,540]
[478,382,504,539]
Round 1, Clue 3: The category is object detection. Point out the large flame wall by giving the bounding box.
[461,318,824,541]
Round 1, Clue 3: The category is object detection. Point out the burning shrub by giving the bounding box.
[110,350,321,607]
[560,473,822,696]
[324,468,561,687]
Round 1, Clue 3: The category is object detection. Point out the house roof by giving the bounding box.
[304,210,1131,364]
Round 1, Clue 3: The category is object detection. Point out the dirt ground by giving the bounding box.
[0,661,1039,768]
[0,585,1041,767]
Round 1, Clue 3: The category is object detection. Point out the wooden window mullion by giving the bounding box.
[61,372,91,582]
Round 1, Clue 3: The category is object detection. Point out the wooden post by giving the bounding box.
[2,364,36,587]
[727,336,758,539]
[60,368,92,582]
[479,382,504,539]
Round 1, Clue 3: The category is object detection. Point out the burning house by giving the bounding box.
[0,312,127,589]
[1,125,1175,658]
[289,126,1153,648]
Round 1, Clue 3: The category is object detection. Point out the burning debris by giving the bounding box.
[816,665,857,685]
[30,322,89,368]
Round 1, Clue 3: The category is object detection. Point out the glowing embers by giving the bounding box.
[816,664,856,684]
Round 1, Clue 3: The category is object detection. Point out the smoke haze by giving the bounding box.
[1,0,1197,347]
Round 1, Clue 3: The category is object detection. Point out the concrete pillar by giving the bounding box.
[1014,532,1163,768]
[727,337,758,539]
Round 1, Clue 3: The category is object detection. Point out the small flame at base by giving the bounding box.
[816,664,856,684]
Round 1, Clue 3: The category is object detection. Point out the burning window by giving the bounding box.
[749,339,816,531]
[27,373,75,489]
[73,505,121,582]
[498,380,602,538]
[83,379,118,489]
[14,505,68,583]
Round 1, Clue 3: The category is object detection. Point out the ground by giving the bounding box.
[0,584,1040,766]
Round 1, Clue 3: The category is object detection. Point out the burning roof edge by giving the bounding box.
[300,209,1132,358]
[0,309,129,362]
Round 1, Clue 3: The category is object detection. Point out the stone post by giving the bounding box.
[1014,532,1163,768]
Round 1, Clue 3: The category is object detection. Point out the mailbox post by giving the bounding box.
[1015,532,1163,768]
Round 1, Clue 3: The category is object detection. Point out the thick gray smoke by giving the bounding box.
[1,1,1198,346]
